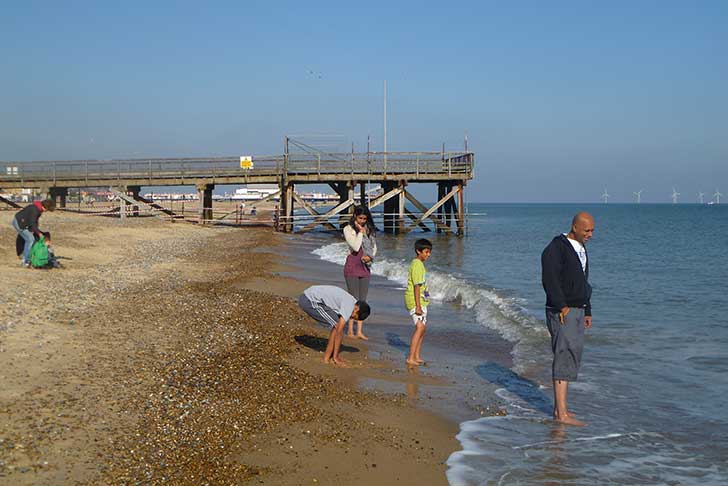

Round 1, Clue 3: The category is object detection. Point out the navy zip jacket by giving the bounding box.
[14,203,43,234]
[541,234,592,316]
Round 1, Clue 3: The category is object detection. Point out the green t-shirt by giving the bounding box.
[405,258,429,310]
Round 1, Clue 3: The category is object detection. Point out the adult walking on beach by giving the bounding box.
[12,199,55,268]
[541,211,594,427]
[343,205,377,340]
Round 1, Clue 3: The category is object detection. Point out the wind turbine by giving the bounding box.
[698,191,705,204]
[633,190,643,204]
[671,187,680,204]
[714,188,723,204]
[601,188,610,204]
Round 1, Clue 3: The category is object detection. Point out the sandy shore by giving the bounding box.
[0,210,458,484]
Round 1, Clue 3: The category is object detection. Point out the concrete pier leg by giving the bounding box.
[284,183,294,232]
[128,185,141,216]
[382,181,398,233]
[436,183,446,233]
[443,182,455,228]
[360,181,366,206]
[196,183,214,223]
[397,181,406,234]
[456,181,465,236]
[49,187,68,208]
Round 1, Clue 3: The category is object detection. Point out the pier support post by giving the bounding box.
[128,185,141,217]
[49,187,68,208]
[196,183,214,224]
[456,181,465,236]
[436,183,445,233]
[382,181,398,233]
[397,180,407,234]
[280,182,294,232]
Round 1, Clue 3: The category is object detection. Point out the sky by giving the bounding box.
[1,1,726,203]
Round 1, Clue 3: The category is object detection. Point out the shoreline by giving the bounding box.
[1,213,461,484]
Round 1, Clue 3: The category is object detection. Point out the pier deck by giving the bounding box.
[2,143,474,234]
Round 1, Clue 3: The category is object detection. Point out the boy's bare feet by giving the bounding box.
[346,332,356,338]
[415,358,426,364]
[405,359,420,367]
[356,333,369,340]
[554,414,587,426]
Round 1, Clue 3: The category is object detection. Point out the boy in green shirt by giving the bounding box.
[405,238,432,366]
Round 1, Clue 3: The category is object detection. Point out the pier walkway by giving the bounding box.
[1,138,474,234]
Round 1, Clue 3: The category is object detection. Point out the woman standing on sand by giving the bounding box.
[343,206,376,340]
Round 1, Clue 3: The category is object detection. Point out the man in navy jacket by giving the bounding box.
[541,211,594,426]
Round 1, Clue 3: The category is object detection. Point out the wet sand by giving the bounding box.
[0,211,458,484]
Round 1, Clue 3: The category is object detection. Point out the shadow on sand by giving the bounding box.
[294,335,360,354]
[386,332,410,357]
[475,362,552,415]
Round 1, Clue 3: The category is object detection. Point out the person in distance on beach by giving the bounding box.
[11,198,55,268]
[405,238,432,366]
[541,212,595,426]
[298,285,371,366]
[343,205,377,340]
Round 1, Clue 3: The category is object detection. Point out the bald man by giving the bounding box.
[541,212,595,426]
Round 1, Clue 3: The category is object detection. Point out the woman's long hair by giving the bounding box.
[349,205,376,235]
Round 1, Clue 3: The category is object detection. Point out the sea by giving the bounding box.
[283,203,728,485]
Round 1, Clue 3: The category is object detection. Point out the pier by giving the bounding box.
[1,137,474,234]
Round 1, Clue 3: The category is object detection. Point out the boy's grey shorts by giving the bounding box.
[545,307,585,382]
[298,294,340,329]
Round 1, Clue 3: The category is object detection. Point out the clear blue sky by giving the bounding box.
[1,1,726,202]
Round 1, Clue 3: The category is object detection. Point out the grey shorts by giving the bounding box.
[298,294,340,329]
[545,307,585,382]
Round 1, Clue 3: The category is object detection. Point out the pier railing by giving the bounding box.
[0,151,473,186]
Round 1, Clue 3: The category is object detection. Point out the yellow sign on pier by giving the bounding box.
[239,156,253,169]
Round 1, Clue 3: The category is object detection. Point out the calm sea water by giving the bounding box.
[308,203,728,485]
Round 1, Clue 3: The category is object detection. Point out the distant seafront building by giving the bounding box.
[671,187,680,204]
[231,184,280,201]
[698,191,705,204]
[714,189,723,204]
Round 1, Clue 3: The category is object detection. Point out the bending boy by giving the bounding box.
[298,285,371,366]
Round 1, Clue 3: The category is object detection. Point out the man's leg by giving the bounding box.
[21,229,34,264]
[547,308,586,426]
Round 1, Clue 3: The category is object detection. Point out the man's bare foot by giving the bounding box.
[415,358,425,364]
[346,332,356,338]
[554,415,587,426]
[356,333,369,340]
[332,358,349,367]
[553,410,577,418]
[406,359,420,366]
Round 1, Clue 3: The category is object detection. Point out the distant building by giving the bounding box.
[231,184,280,201]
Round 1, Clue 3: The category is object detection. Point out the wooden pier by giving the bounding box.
[1,137,474,234]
